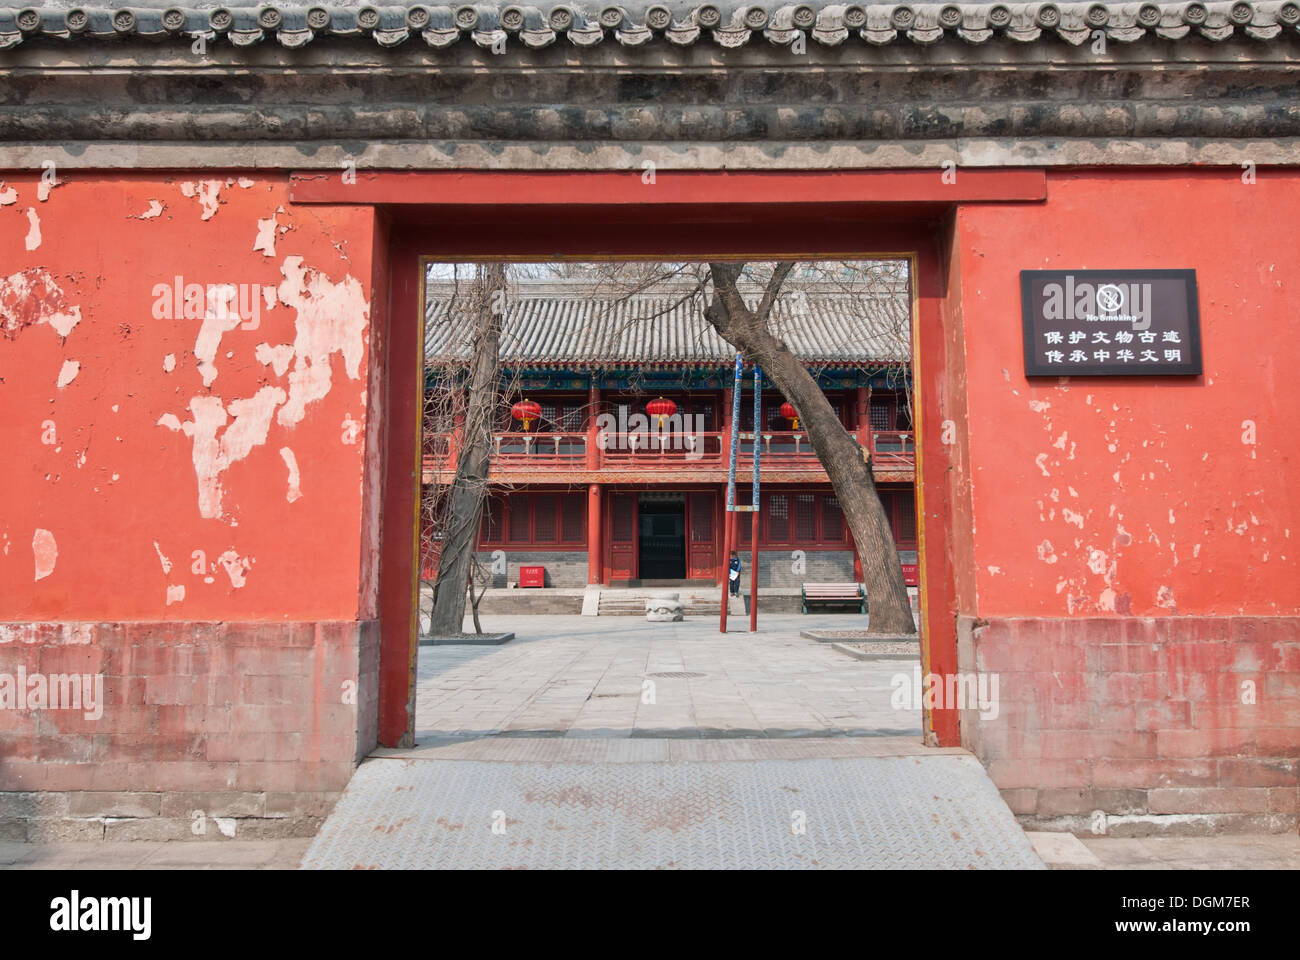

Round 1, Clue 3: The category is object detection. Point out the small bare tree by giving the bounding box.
[425,263,507,636]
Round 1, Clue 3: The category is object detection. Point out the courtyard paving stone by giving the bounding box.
[415,613,921,741]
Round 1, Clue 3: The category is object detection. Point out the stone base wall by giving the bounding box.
[753,549,856,588]
[0,620,378,841]
[476,550,588,588]
[957,615,1299,837]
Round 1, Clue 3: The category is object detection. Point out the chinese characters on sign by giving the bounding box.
[1021,270,1202,377]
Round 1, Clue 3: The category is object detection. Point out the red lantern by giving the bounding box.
[780,401,799,430]
[646,396,677,429]
[512,398,542,432]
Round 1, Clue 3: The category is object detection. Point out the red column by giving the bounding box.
[720,501,737,632]
[749,510,759,632]
[719,386,737,631]
[856,384,870,447]
[585,381,601,470]
[587,483,602,585]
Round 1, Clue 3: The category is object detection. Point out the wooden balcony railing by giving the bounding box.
[869,430,916,468]
[598,431,724,466]
[422,429,915,474]
[493,432,587,468]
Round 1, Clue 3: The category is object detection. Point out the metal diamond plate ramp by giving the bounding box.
[302,746,1044,869]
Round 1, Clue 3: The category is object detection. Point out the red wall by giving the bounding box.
[951,170,1300,832]
[0,173,378,621]
[957,170,1298,620]
[0,173,382,837]
[3,166,1294,837]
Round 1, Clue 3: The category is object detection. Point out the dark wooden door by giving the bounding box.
[687,491,717,581]
[607,492,638,581]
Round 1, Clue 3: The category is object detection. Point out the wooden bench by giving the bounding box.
[801,582,867,615]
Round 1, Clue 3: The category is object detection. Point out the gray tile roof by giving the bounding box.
[424,281,911,365]
[2,3,1293,51]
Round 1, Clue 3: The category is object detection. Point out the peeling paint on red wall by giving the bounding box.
[957,171,1300,619]
[0,173,380,622]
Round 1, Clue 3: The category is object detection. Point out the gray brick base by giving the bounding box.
[476,550,588,588]
[752,549,856,588]
[0,790,337,841]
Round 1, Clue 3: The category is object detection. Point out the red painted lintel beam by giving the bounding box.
[290,169,1046,206]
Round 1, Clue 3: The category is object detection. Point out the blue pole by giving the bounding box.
[721,353,743,632]
[726,353,743,512]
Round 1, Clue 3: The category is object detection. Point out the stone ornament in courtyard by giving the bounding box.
[645,594,684,621]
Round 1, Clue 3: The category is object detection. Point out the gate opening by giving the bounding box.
[405,258,927,746]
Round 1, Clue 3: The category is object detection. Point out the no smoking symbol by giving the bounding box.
[1097,284,1124,313]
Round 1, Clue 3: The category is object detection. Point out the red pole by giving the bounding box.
[749,510,759,632]
[721,353,744,632]
[720,505,732,633]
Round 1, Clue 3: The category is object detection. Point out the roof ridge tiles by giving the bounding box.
[423,284,911,364]
[1,3,1296,50]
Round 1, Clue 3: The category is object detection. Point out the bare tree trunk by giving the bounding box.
[467,559,485,635]
[705,262,916,635]
[428,263,505,636]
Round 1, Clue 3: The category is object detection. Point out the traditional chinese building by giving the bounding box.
[421,277,918,595]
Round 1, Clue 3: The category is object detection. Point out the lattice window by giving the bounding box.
[895,399,913,430]
[695,400,715,432]
[533,494,557,542]
[821,494,844,542]
[767,493,790,542]
[690,493,714,543]
[870,397,893,430]
[559,403,584,431]
[794,493,816,541]
[611,498,635,543]
[765,401,787,430]
[560,494,585,542]
[898,493,917,543]
[481,498,503,542]
[508,496,531,543]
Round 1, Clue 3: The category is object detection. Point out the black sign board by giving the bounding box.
[1021,270,1201,377]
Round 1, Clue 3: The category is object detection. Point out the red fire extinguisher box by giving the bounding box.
[519,565,545,588]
